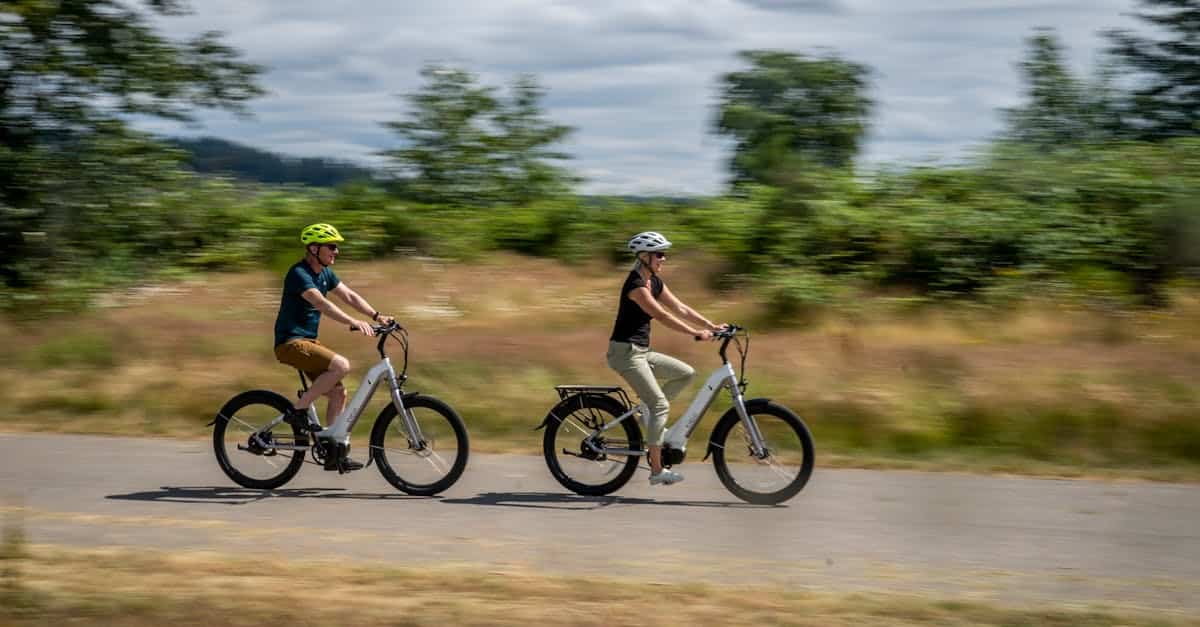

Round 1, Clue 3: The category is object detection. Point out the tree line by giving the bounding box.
[1,0,1198,315]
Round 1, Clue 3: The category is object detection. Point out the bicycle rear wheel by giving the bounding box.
[370,394,469,496]
[542,394,642,496]
[213,390,307,490]
[710,400,814,505]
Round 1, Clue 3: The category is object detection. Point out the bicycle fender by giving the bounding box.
[702,398,774,461]
[536,393,610,431]
[209,389,294,427]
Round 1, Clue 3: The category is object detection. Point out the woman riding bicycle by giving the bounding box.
[607,231,726,486]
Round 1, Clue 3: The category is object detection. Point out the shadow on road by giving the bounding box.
[441,491,779,510]
[105,486,432,505]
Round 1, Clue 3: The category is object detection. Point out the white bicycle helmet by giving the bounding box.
[628,231,672,254]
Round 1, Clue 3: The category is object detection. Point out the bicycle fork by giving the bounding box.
[388,375,427,449]
[728,382,769,458]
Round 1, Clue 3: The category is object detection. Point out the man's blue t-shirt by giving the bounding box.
[273,261,341,348]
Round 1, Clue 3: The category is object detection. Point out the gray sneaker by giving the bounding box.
[649,469,684,485]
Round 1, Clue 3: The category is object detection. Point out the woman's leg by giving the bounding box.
[607,342,670,473]
[646,351,695,404]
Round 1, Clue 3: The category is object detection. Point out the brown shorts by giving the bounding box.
[274,338,337,380]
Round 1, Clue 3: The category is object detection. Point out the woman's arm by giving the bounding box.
[658,284,719,330]
[629,287,712,339]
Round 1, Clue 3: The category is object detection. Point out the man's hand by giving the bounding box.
[375,313,395,325]
[693,329,714,341]
[351,320,375,336]
[711,322,730,332]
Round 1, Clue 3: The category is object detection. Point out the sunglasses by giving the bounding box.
[321,244,339,252]
[651,251,667,259]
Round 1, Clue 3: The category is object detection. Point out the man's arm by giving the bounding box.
[628,287,711,339]
[301,288,374,335]
[330,283,394,324]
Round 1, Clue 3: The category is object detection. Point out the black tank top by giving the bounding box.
[610,270,662,347]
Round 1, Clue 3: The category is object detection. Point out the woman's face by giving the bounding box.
[642,250,666,273]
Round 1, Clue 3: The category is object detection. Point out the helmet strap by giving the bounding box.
[637,252,658,278]
[305,244,330,268]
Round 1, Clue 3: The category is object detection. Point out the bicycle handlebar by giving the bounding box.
[348,320,403,335]
[693,324,741,342]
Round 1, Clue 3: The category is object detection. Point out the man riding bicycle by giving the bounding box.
[273,223,393,471]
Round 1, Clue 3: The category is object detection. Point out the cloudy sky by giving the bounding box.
[141,0,1142,195]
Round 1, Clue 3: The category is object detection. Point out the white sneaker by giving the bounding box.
[649,469,684,486]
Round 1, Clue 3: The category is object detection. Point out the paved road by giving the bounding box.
[2,433,1198,611]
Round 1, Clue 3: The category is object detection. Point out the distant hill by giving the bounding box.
[168,136,376,187]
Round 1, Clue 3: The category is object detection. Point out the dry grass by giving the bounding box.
[3,254,1200,476]
[2,543,1196,627]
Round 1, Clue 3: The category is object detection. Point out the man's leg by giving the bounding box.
[323,381,347,427]
[295,354,350,410]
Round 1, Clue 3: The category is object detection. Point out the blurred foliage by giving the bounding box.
[715,50,873,184]
[2,6,1199,320]
[1002,28,1124,149]
[381,65,576,207]
[2,138,1199,316]
[0,0,262,293]
[1105,0,1200,140]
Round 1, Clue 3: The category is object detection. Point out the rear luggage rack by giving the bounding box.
[554,384,634,408]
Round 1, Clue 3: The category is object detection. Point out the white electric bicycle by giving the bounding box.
[538,325,814,505]
[211,321,469,495]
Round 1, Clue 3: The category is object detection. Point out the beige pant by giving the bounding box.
[606,341,695,446]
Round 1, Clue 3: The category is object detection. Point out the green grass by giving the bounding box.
[4,255,1199,479]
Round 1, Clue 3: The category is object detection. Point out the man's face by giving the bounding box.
[312,243,339,265]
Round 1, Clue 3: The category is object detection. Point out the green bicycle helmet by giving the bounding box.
[300,223,345,245]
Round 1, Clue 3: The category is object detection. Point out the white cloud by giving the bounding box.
[143,0,1143,194]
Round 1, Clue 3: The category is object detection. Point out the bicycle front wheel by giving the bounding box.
[212,390,307,490]
[542,393,642,496]
[370,395,469,496]
[710,400,814,505]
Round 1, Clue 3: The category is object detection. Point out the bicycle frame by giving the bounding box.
[586,335,768,458]
[259,325,426,448]
[312,356,423,443]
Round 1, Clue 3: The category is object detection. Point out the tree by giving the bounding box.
[1105,0,1200,139]
[0,0,263,289]
[382,65,499,206]
[489,75,577,205]
[1002,27,1122,149]
[715,50,873,186]
[382,65,575,206]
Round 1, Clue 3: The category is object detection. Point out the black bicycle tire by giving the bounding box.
[710,399,814,505]
[542,393,643,497]
[370,394,470,496]
[212,390,306,490]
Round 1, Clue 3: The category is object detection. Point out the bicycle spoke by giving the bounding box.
[373,400,466,492]
[214,396,306,489]
[421,450,450,475]
[561,415,594,436]
[714,405,813,504]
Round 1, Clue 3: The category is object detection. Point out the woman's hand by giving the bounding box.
[693,329,714,341]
